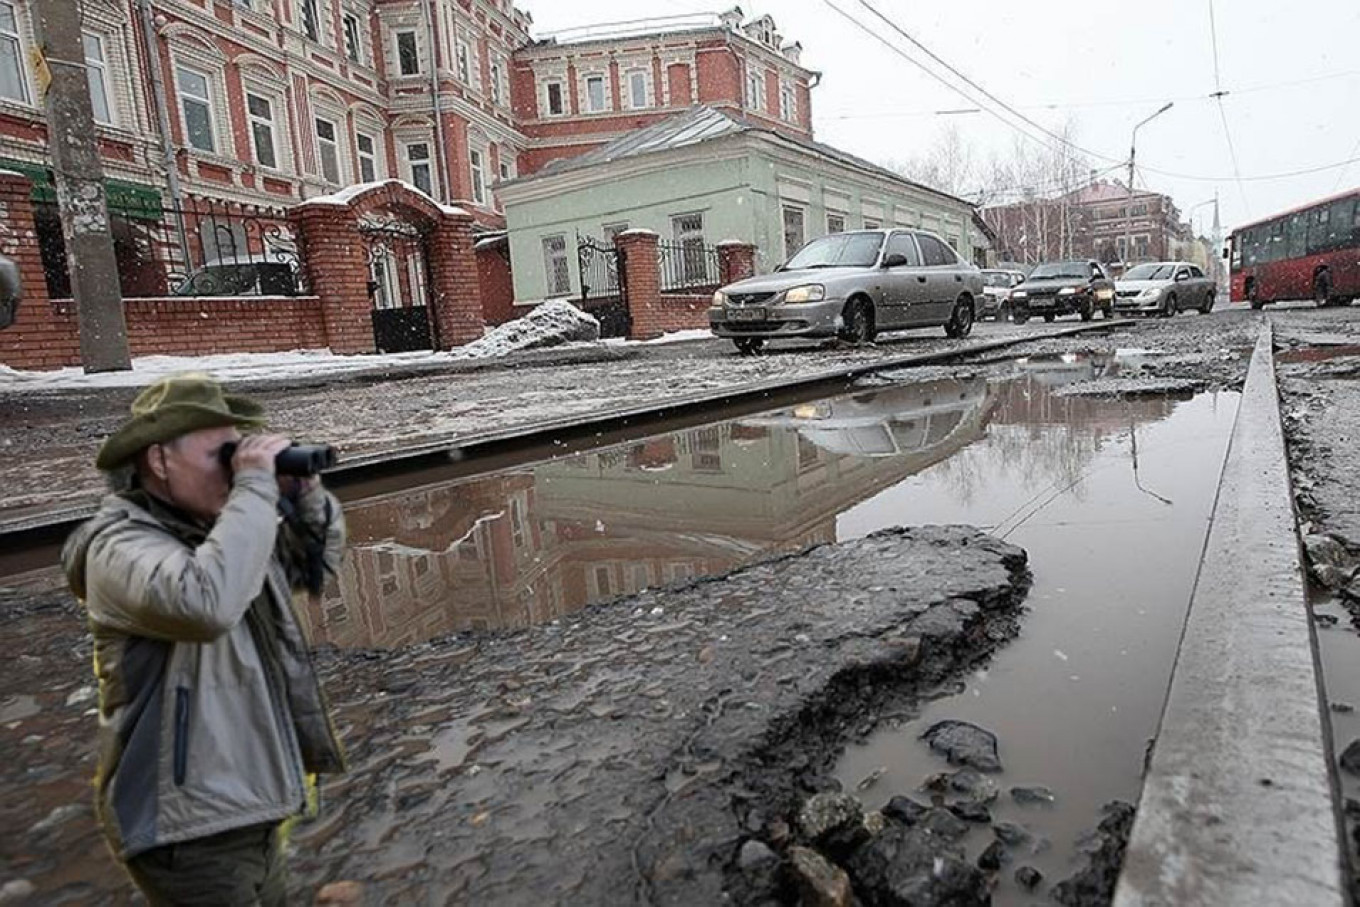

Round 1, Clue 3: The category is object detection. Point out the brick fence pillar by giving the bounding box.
[615,229,661,340]
[289,202,374,355]
[0,172,81,370]
[428,209,482,348]
[717,239,757,285]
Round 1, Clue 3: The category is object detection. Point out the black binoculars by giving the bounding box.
[219,441,337,476]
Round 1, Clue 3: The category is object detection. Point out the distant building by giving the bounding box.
[983,180,1192,267]
[497,106,988,304]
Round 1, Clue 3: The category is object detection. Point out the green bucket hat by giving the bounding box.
[95,373,267,471]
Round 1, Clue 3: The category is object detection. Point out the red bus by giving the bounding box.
[1226,188,1360,309]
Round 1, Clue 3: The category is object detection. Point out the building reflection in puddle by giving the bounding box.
[303,360,1183,649]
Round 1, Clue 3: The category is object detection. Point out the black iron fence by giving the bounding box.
[659,238,721,294]
[577,232,623,301]
[33,195,304,300]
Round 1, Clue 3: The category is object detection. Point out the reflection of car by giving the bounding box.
[1010,260,1115,323]
[174,255,300,297]
[0,253,19,329]
[979,269,1025,320]
[709,229,985,355]
[1014,352,1116,387]
[740,376,989,458]
[1113,261,1216,317]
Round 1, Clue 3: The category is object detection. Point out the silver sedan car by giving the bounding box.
[709,229,985,354]
[1113,261,1217,316]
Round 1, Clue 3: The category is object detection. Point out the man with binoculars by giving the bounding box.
[61,373,346,905]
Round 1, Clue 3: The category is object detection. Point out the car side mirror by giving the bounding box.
[1175,272,1188,282]
[883,253,909,268]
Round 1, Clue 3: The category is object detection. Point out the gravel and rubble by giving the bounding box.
[1271,305,1360,902]
[0,526,1031,904]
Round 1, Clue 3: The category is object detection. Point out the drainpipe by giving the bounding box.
[137,0,189,263]
[424,0,449,204]
[135,0,189,264]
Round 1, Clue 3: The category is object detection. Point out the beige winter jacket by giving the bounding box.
[62,468,346,859]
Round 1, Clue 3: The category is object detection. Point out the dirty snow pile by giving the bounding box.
[449,299,599,360]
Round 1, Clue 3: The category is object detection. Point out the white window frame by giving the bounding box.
[300,0,321,42]
[498,153,513,182]
[342,13,364,64]
[176,65,217,154]
[314,115,342,184]
[402,140,435,197]
[245,90,278,169]
[395,28,421,76]
[0,1,27,105]
[745,68,762,111]
[80,32,115,126]
[544,79,564,116]
[469,146,486,205]
[627,69,648,109]
[584,73,607,113]
[780,82,796,122]
[355,130,379,183]
[455,37,471,83]
[543,234,570,297]
[782,204,805,259]
[489,55,503,105]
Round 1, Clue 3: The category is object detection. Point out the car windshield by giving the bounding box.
[784,232,884,270]
[1029,261,1091,279]
[981,271,1012,287]
[1122,263,1177,280]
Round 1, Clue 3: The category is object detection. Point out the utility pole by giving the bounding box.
[1125,102,1174,271]
[31,0,131,372]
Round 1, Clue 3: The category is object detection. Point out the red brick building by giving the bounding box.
[0,2,813,228]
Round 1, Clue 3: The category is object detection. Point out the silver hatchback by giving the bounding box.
[709,229,984,354]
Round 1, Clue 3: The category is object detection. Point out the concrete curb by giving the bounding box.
[1113,323,1343,905]
[0,320,1129,577]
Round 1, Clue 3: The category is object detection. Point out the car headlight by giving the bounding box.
[712,291,727,307]
[1139,288,1160,299]
[1058,287,1077,296]
[783,284,825,304]
[1012,290,1028,299]
[1094,288,1114,301]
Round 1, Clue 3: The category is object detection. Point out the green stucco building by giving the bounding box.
[497,106,991,304]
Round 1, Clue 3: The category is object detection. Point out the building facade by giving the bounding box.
[499,106,985,304]
[0,3,812,224]
[983,180,1193,267]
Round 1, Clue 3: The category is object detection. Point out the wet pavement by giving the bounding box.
[2,340,1246,904]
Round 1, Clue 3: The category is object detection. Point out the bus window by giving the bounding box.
[1286,213,1307,258]
[1308,207,1331,255]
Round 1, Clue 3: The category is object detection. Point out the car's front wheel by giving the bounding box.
[1012,309,1030,325]
[733,338,765,356]
[1161,295,1179,317]
[944,298,975,338]
[840,298,876,344]
[1043,313,1056,323]
[1078,297,1094,321]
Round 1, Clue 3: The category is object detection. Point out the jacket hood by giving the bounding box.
[61,498,141,599]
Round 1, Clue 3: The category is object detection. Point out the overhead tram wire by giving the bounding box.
[828,0,1358,185]
[819,0,1094,166]
[1207,0,1249,216]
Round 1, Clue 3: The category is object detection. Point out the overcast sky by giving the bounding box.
[519,0,1360,237]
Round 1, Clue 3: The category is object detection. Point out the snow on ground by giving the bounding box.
[0,303,717,392]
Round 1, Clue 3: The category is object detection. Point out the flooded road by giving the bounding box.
[2,353,1242,904]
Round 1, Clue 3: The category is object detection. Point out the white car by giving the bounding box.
[979,269,1025,319]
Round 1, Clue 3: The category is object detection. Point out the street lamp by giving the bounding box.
[1124,102,1174,267]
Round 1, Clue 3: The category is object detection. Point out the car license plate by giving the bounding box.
[729,307,766,321]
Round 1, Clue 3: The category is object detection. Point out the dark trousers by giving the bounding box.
[125,822,286,906]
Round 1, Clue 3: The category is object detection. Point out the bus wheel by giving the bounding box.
[1043,313,1056,323]
[1314,272,1333,308]
[1247,281,1265,310]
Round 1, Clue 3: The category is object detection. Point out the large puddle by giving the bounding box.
[3,352,1244,903]
[299,354,1239,902]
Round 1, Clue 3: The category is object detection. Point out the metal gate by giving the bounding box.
[363,218,434,353]
[577,233,631,338]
